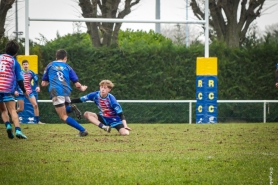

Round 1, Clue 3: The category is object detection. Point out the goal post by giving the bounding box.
[196,57,218,124]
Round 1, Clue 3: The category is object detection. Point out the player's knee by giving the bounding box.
[120,129,129,136]
[17,108,23,112]
[33,104,38,109]
[83,111,89,118]
[84,111,97,119]
[59,115,68,122]
[123,131,130,136]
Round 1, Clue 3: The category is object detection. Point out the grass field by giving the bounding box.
[0,123,277,185]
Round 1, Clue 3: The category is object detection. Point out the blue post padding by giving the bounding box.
[18,84,38,124]
[196,76,218,124]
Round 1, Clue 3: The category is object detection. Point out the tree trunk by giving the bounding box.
[0,0,15,41]
[190,0,265,47]
[78,0,140,47]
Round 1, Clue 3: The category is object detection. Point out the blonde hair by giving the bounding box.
[99,80,114,89]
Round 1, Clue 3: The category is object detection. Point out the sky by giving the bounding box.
[5,0,278,42]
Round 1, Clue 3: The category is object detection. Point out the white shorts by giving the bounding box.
[52,96,71,106]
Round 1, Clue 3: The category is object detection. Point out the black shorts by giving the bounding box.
[97,114,124,131]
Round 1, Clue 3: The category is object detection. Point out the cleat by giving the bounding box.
[77,130,88,137]
[71,104,82,120]
[103,126,111,133]
[16,131,27,139]
[38,121,45,124]
[6,124,14,139]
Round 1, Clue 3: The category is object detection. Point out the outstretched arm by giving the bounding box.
[122,120,132,131]
[74,82,87,92]
[71,98,83,103]
[118,112,132,131]
[72,92,96,104]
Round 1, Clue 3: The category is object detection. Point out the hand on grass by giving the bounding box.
[125,127,132,131]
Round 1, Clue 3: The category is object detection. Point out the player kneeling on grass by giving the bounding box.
[71,80,131,136]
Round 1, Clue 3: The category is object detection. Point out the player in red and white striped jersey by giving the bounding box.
[14,60,41,123]
[0,41,28,139]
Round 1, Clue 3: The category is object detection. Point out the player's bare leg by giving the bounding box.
[16,100,24,113]
[5,101,27,139]
[29,96,43,124]
[83,111,99,126]
[29,96,39,116]
[84,111,111,132]
[55,106,68,122]
[0,103,14,139]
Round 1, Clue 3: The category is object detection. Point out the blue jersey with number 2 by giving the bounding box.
[42,61,78,97]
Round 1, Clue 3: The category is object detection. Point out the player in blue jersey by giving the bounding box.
[41,49,88,136]
[0,40,28,139]
[71,80,131,136]
[14,60,42,123]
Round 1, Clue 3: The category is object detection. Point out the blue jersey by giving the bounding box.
[42,61,78,97]
[80,91,123,122]
[16,70,38,95]
[0,54,23,93]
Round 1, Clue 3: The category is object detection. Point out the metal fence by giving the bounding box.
[37,100,278,124]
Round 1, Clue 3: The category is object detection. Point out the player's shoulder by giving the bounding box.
[81,91,98,101]
[46,61,54,68]
[88,91,99,97]
[65,63,74,70]
[9,55,19,65]
[55,61,72,69]
[13,56,19,62]
[108,93,117,100]
[47,61,70,69]
[28,69,35,74]
[1,53,12,58]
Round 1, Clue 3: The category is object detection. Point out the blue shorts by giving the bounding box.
[0,93,15,102]
[16,93,35,100]
[16,95,25,100]
[97,115,123,128]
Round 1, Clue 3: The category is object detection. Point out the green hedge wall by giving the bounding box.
[1,33,278,123]
[35,33,278,123]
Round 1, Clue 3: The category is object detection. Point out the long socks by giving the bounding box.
[65,116,85,132]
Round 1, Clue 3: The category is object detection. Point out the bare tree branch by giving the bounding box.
[0,0,15,40]
[78,0,141,47]
[190,0,267,47]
